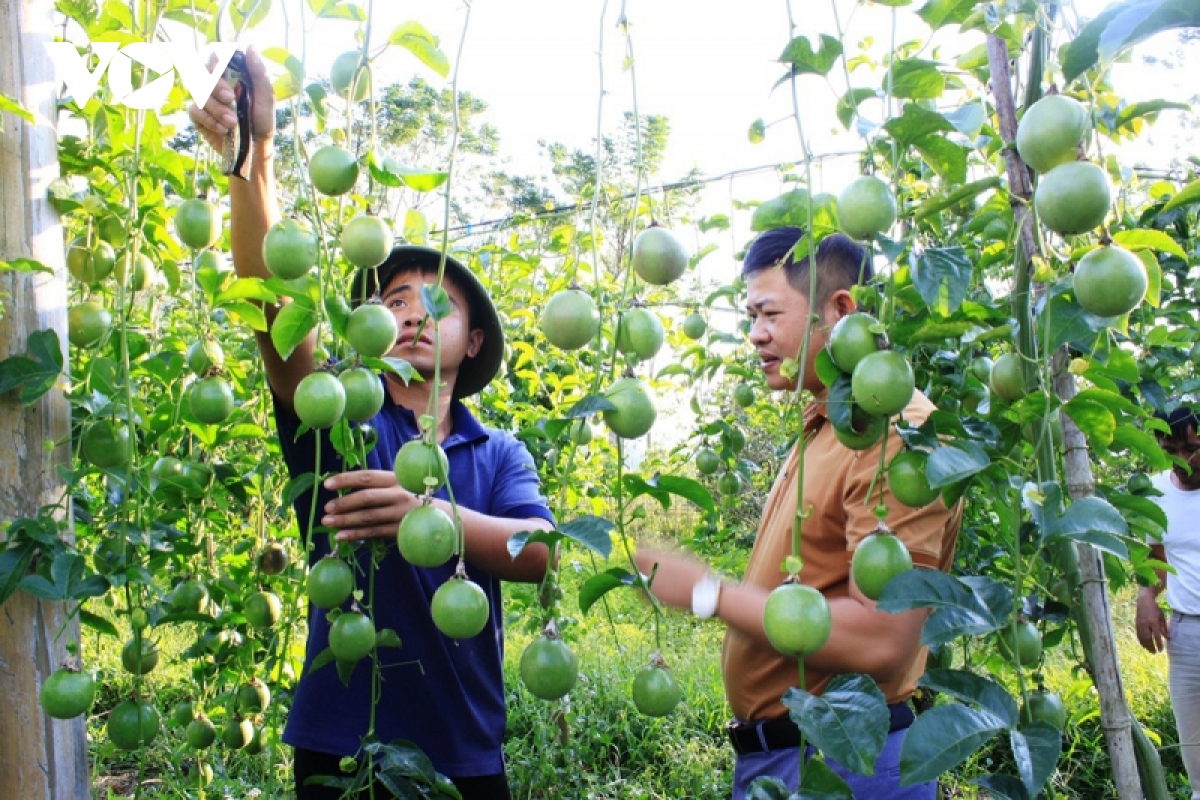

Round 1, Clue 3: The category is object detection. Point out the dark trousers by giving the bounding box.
[294,746,512,800]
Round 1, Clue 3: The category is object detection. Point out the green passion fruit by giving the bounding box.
[602,377,656,439]
[1072,245,1147,318]
[40,668,96,719]
[397,503,457,567]
[345,302,399,358]
[1016,94,1090,175]
[631,226,688,285]
[1034,161,1111,236]
[309,145,360,196]
[294,372,346,430]
[431,578,490,640]
[763,583,832,657]
[851,351,914,417]
[541,289,601,350]
[330,50,370,101]
[615,308,666,361]
[175,199,222,250]
[519,636,579,701]
[828,312,885,374]
[851,531,913,601]
[262,218,319,280]
[837,176,897,240]
[631,664,683,717]
[394,440,450,494]
[340,214,393,269]
[68,301,113,349]
[340,367,386,422]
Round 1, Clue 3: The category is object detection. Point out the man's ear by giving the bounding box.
[826,288,857,321]
[466,329,484,359]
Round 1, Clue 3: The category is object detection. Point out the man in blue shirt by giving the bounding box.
[189,48,553,800]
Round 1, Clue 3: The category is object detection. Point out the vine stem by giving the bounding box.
[783,0,820,561]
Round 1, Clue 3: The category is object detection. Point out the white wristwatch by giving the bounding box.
[692,572,723,619]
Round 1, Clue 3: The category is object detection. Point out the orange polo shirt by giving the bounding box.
[722,390,962,723]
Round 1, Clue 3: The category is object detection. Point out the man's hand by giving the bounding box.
[634,547,712,610]
[1136,588,1170,653]
[323,470,421,542]
[187,46,276,151]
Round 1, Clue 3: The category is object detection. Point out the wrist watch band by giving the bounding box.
[692,572,722,619]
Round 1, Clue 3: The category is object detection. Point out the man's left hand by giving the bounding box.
[634,547,712,610]
[322,470,422,542]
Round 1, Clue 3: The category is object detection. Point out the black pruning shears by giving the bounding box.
[217,1,253,180]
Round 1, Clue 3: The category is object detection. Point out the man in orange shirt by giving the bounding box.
[637,226,961,798]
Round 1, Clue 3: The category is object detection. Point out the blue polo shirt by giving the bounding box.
[274,380,553,777]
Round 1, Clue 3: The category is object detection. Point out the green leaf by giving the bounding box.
[1111,228,1187,259]
[0,257,53,275]
[837,88,879,130]
[566,394,617,418]
[873,568,974,614]
[1108,492,1168,534]
[223,300,269,332]
[883,103,953,147]
[1161,177,1200,212]
[1114,99,1190,130]
[911,177,1002,221]
[912,246,972,316]
[1011,723,1062,797]
[375,628,402,649]
[80,607,119,637]
[324,292,351,340]
[1043,290,1116,352]
[363,356,418,385]
[1111,424,1171,471]
[270,299,318,362]
[782,674,889,776]
[389,21,450,78]
[1060,0,1200,83]
[925,440,990,487]
[971,775,1030,800]
[885,59,945,99]
[919,668,1018,727]
[0,329,65,406]
[282,472,317,509]
[778,34,843,76]
[1063,396,1117,448]
[0,545,35,606]
[744,118,766,146]
[815,347,842,388]
[825,373,855,436]
[558,516,614,558]
[795,757,853,799]
[419,284,452,322]
[506,529,564,560]
[318,2,366,21]
[376,157,449,192]
[335,656,357,686]
[914,135,968,183]
[579,567,637,615]
[899,704,1007,785]
[943,102,987,137]
[750,190,838,233]
[918,0,982,30]
[215,277,278,305]
[623,474,715,512]
[0,91,34,127]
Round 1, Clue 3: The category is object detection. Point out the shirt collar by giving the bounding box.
[384,392,490,449]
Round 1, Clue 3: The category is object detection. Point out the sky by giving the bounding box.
[215,0,1196,201]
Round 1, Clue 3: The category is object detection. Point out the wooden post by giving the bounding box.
[0,1,90,798]
[987,33,1145,800]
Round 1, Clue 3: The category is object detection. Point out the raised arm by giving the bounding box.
[188,47,316,412]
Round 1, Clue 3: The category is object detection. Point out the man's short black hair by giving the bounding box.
[741,227,872,310]
[1155,406,1200,440]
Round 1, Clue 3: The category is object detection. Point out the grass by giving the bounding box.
[83,580,1191,798]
